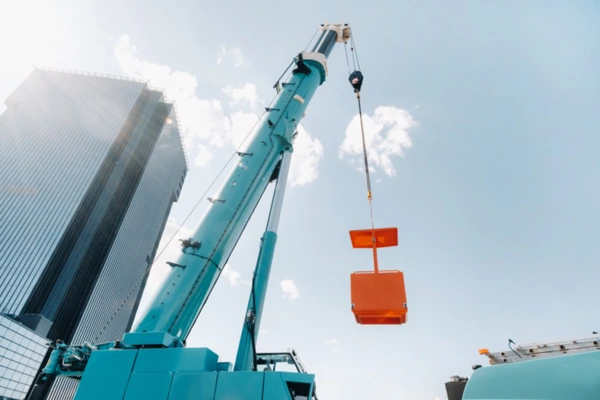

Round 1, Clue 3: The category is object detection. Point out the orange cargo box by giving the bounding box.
[350,270,407,325]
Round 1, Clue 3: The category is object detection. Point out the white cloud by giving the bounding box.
[339,106,418,177]
[289,125,324,187]
[194,144,213,167]
[217,45,225,66]
[217,45,247,67]
[222,83,259,109]
[280,279,299,300]
[221,264,250,287]
[327,338,339,352]
[229,111,260,149]
[230,48,246,67]
[114,35,231,157]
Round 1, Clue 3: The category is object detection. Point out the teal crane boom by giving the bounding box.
[34,23,352,400]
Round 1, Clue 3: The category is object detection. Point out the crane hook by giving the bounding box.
[349,70,364,93]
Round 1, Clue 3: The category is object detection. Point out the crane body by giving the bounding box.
[446,334,600,400]
[35,24,352,400]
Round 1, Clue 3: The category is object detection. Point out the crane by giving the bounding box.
[32,23,362,400]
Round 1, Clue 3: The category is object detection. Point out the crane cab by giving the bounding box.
[349,228,408,325]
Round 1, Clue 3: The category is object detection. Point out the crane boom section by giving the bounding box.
[132,52,329,341]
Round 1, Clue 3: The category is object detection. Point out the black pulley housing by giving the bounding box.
[349,70,363,92]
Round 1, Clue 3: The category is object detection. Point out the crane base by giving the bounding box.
[73,347,316,399]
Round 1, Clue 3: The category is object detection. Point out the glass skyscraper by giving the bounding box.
[0,67,188,399]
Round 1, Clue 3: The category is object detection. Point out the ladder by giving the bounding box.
[288,348,308,374]
[479,335,600,365]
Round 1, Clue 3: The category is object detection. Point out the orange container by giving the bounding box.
[350,270,408,325]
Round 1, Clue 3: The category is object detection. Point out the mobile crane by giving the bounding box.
[32,23,392,400]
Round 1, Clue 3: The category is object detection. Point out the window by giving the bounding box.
[4,330,15,341]
[12,334,23,345]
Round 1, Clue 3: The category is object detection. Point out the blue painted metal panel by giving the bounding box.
[168,372,218,399]
[235,231,278,371]
[463,351,600,399]
[217,362,233,371]
[133,348,218,373]
[214,372,264,399]
[263,373,293,400]
[123,372,173,400]
[123,331,179,347]
[74,350,138,400]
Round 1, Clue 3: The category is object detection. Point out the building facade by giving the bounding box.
[0,315,48,400]
[0,68,188,399]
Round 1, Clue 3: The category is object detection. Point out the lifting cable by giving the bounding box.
[346,35,381,272]
[345,37,375,235]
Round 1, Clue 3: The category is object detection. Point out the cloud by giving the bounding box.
[229,111,260,150]
[222,83,260,109]
[280,279,299,300]
[217,45,247,67]
[339,106,418,177]
[326,338,339,352]
[221,264,250,287]
[289,125,324,187]
[194,144,213,167]
[114,35,231,157]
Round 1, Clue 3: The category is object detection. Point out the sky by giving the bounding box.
[1,0,599,399]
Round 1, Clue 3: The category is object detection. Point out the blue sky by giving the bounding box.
[2,1,599,398]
